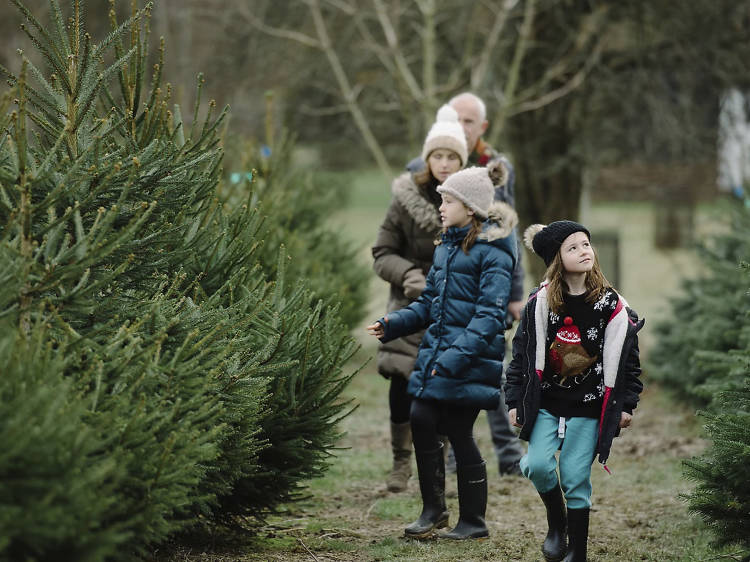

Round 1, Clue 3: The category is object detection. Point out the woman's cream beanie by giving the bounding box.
[421,104,468,166]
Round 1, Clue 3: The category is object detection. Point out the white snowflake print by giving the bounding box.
[587,327,598,340]
[541,381,551,390]
[594,363,603,375]
[597,381,605,396]
[549,312,560,325]
[582,393,597,403]
[593,293,610,311]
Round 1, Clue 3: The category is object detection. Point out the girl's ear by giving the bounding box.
[466,207,474,216]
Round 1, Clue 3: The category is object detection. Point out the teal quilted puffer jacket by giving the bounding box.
[378,202,518,410]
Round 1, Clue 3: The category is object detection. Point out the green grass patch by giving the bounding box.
[369,497,420,521]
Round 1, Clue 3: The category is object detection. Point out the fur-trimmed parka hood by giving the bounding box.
[479,201,518,242]
[391,172,442,232]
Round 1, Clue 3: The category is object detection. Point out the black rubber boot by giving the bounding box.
[539,485,567,561]
[404,445,450,539]
[441,461,489,540]
[562,507,589,562]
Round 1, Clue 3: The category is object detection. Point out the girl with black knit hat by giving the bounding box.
[368,165,518,541]
[505,221,644,561]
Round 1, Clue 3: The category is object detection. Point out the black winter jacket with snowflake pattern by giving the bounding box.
[504,284,644,467]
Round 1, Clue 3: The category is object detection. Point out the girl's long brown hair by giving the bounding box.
[436,214,483,254]
[544,248,612,313]
[461,215,483,253]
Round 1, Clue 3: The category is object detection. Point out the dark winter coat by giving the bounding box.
[378,202,518,410]
[372,172,443,379]
[504,284,644,467]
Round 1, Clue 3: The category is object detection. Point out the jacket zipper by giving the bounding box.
[421,243,456,394]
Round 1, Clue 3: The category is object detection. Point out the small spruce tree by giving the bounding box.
[0,320,126,562]
[650,201,750,405]
[224,132,370,329]
[683,374,750,557]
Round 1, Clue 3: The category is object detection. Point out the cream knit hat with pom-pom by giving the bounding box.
[421,104,468,166]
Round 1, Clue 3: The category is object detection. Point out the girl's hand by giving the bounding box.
[619,412,632,429]
[509,408,522,428]
[507,300,523,321]
[366,317,387,338]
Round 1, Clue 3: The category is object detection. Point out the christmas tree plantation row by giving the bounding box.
[650,200,750,556]
[0,2,367,560]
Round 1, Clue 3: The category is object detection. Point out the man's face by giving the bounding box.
[450,97,488,153]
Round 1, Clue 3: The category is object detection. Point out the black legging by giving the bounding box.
[410,398,482,467]
[389,375,412,424]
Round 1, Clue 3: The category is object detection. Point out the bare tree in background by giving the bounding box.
[236,0,605,178]
[3,0,746,235]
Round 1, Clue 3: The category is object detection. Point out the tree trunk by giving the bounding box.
[507,100,583,280]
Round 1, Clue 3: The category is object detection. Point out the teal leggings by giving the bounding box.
[520,409,598,509]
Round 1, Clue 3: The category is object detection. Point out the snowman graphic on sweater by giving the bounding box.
[548,316,598,388]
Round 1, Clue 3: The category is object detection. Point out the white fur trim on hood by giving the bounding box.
[391,172,442,232]
[487,159,508,188]
[479,201,518,242]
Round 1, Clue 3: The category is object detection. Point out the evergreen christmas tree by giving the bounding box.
[0,320,127,562]
[0,2,361,558]
[226,132,370,329]
[651,203,750,556]
[684,371,750,557]
[650,201,750,406]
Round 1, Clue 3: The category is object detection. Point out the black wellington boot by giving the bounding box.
[441,461,489,540]
[561,507,589,562]
[539,485,567,561]
[404,445,450,539]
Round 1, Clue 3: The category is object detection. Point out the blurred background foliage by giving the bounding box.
[3,0,748,225]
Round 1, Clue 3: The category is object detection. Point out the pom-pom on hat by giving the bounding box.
[556,316,581,344]
[523,220,591,266]
[421,104,468,166]
[437,166,495,219]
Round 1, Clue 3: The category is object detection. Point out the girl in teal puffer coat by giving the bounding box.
[367,165,518,541]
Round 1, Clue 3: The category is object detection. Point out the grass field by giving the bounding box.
[167,169,739,561]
